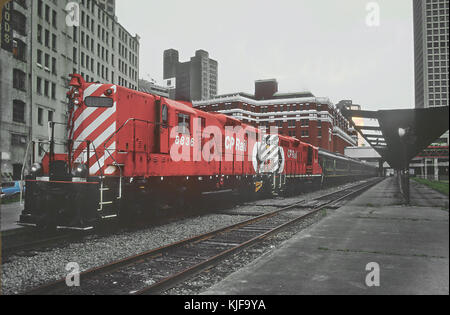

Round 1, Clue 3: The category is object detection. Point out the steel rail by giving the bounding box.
[2,232,81,257]
[22,178,382,295]
[135,178,382,295]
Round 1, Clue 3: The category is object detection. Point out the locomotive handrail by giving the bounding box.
[102,118,160,201]
[19,139,69,205]
[104,146,123,200]
[20,140,34,205]
[103,118,160,150]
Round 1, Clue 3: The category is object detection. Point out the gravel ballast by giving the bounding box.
[1,180,369,295]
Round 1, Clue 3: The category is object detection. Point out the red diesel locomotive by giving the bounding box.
[19,74,376,230]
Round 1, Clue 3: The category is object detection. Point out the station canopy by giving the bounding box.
[342,107,449,170]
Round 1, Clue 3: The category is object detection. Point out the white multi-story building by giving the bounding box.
[0,0,140,179]
[413,0,449,180]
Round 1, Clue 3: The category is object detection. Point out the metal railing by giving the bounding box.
[102,118,160,201]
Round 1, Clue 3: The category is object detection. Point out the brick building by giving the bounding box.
[193,79,358,155]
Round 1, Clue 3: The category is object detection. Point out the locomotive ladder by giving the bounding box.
[97,178,119,220]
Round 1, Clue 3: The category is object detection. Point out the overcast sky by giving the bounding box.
[116,0,414,111]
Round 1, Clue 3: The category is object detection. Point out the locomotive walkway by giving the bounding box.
[202,177,449,295]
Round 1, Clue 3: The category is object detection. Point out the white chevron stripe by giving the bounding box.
[74,142,116,164]
[72,84,108,137]
[89,142,116,175]
[73,122,116,161]
[83,84,103,99]
[73,107,98,134]
[72,103,117,153]
[260,147,278,161]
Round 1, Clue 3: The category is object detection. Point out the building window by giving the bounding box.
[52,10,57,28]
[44,53,50,69]
[37,49,42,65]
[13,39,27,62]
[37,0,43,17]
[11,134,27,146]
[38,108,44,126]
[45,5,50,22]
[37,24,42,43]
[51,83,56,99]
[73,26,78,42]
[73,47,77,64]
[52,34,57,50]
[37,77,42,94]
[45,29,50,47]
[12,100,25,123]
[52,57,57,74]
[48,110,54,123]
[11,10,26,36]
[44,80,49,97]
[13,69,26,91]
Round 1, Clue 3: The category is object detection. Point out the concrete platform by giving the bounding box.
[202,177,449,295]
[1,201,24,232]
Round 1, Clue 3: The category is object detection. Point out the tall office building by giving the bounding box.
[163,49,218,102]
[413,0,449,180]
[0,0,140,179]
[413,0,449,108]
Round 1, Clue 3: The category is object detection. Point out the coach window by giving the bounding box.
[178,113,190,134]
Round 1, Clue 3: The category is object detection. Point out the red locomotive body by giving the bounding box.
[19,75,373,230]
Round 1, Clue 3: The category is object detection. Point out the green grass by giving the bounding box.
[413,178,449,196]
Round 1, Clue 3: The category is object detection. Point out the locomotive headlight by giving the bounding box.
[31,163,43,176]
[73,98,81,106]
[73,89,80,98]
[73,164,89,178]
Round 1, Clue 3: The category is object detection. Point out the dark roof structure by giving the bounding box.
[342,107,449,170]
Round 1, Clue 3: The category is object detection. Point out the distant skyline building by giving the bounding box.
[163,49,218,102]
[413,0,449,109]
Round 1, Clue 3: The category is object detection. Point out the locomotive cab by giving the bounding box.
[19,74,120,230]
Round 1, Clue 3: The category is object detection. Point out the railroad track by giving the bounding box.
[23,177,382,295]
[2,231,83,258]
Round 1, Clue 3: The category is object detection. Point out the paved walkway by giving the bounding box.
[202,177,449,295]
